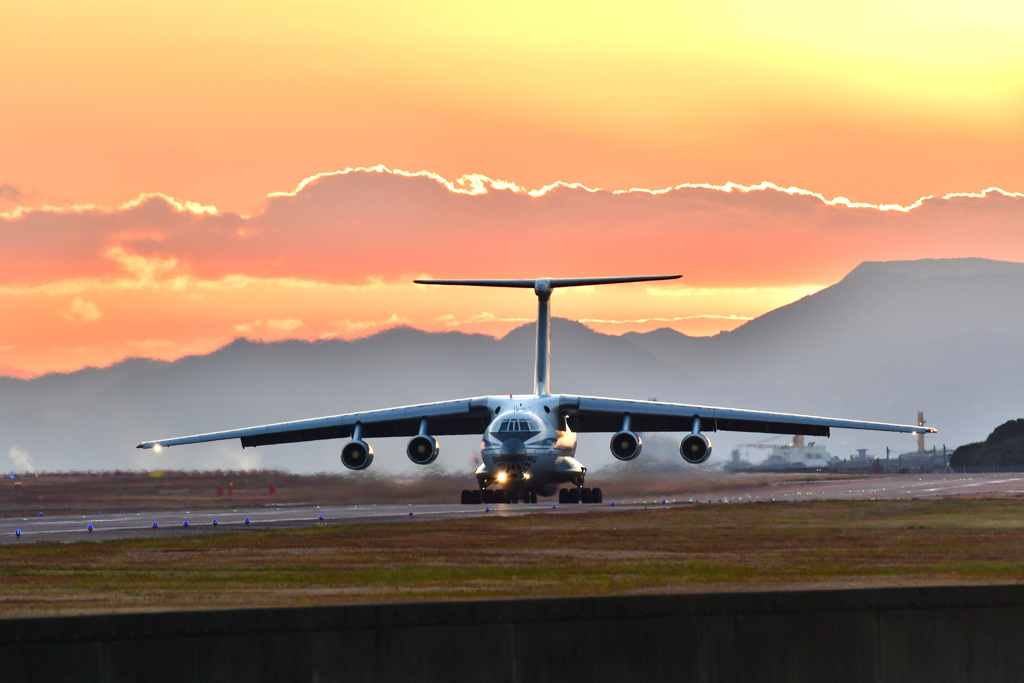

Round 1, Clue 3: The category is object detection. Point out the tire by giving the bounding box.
[530,491,538,504]
[567,488,580,504]
[469,490,482,505]
[592,487,603,504]
[558,488,567,504]
[580,488,593,504]
[461,490,470,504]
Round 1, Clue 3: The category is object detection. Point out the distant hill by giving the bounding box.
[1,258,1022,475]
[950,419,1024,469]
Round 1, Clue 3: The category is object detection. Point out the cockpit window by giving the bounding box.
[492,416,541,437]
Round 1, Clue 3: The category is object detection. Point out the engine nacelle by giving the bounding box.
[341,440,374,470]
[610,431,643,461]
[680,433,712,464]
[407,434,440,465]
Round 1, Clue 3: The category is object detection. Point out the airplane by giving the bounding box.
[137,275,936,504]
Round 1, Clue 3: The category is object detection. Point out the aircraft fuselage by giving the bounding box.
[476,395,583,497]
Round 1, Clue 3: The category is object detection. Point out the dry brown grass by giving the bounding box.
[3,497,1024,618]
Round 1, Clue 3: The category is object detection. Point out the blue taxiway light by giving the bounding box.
[15,530,20,537]
[153,522,158,528]
[212,520,218,526]
[183,521,189,527]
[318,515,323,520]
[245,518,250,524]
[87,525,93,532]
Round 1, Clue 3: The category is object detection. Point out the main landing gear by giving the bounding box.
[460,488,539,504]
[460,486,603,505]
[558,487,603,504]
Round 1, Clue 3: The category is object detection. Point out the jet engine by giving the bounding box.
[610,431,643,461]
[679,433,712,464]
[341,440,374,470]
[407,434,440,465]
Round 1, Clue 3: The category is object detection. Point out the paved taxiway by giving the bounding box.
[3,473,1023,544]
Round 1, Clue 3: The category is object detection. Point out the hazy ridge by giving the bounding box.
[2,258,1021,475]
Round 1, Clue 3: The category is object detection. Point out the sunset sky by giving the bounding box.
[2,1,1023,378]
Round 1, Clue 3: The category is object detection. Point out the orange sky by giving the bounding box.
[2,2,1023,377]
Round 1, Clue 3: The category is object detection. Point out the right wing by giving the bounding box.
[557,395,933,437]
[136,397,494,449]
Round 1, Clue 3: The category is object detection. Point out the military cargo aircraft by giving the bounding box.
[138,276,934,504]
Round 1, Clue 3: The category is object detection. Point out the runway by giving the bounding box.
[2,472,1022,544]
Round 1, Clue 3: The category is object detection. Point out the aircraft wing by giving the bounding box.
[136,397,495,450]
[557,395,933,437]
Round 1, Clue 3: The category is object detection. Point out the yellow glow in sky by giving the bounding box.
[4,0,1023,214]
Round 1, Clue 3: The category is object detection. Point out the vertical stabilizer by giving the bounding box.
[414,275,681,395]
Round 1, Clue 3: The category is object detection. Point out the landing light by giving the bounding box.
[497,471,508,484]
[154,444,163,452]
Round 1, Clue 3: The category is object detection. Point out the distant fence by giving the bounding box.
[4,585,1024,682]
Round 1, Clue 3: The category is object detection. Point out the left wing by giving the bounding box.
[555,395,933,437]
[136,397,494,449]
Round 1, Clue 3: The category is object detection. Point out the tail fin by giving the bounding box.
[415,275,681,395]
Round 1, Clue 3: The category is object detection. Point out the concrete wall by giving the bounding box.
[3,585,1024,682]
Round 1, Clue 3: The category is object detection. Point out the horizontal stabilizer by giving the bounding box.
[414,275,681,289]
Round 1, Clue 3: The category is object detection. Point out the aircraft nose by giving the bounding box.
[499,437,528,462]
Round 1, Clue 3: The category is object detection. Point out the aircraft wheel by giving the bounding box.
[592,487,603,504]
[470,490,483,505]
[460,490,470,504]
[558,488,567,504]
[580,488,593,504]
[567,488,580,504]
[530,491,538,504]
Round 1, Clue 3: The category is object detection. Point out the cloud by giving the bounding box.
[647,285,823,298]
[437,312,534,327]
[235,318,303,334]
[8,446,34,472]
[3,169,1023,290]
[322,314,411,338]
[578,315,753,325]
[60,297,103,323]
[0,167,1022,375]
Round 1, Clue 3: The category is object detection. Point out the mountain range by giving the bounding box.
[2,258,1021,476]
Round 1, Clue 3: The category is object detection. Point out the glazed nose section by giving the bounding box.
[499,437,528,462]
